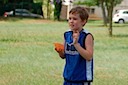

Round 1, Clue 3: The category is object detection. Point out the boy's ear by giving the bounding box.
[82,20,87,26]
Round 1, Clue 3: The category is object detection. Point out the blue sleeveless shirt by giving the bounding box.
[63,29,94,82]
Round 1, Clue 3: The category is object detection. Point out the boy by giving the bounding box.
[55,6,94,85]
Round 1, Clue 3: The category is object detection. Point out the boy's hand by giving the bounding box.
[73,30,79,44]
[54,43,64,52]
[54,43,65,59]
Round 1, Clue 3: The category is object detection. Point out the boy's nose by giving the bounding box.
[69,19,73,23]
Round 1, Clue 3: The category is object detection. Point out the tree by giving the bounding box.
[9,0,33,3]
[47,0,50,19]
[99,0,108,26]
[105,0,123,36]
[53,0,62,20]
[75,0,123,36]
[3,0,9,4]
[107,0,114,36]
[0,0,9,16]
[75,0,108,26]
[35,0,62,20]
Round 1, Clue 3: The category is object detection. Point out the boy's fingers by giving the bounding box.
[55,48,62,52]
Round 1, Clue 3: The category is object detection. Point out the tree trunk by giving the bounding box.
[47,0,50,19]
[105,2,109,23]
[100,0,107,26]
[54,0,62,21]
[108,0,114,37]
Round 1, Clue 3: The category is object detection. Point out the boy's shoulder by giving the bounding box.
[65,29,72,32]
[64,29,92,36]
[64,29,72,35]
[82,29,94,40]
[82,29,89,34]
[64,29,89,33]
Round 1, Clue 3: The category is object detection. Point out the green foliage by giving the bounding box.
[0,0,43,16]
[53,0,62,20]
[3,2,43,15]
[75,0,123,7]
[8,0,33,3]
[75,0,98,6]
[34,0,43,3]
[113,0,123,6]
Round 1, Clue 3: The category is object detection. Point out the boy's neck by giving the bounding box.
[72,28,83,32]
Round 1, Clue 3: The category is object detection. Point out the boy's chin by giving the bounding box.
[71,28,78,31]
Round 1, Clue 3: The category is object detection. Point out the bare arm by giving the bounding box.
[73,31,94,61]
[55,45,65,59]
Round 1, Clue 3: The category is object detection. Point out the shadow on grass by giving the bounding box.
[0,38,23,42]
[87,20,128,27]
[0,17,23,22]
[113,34,128,38]
[113,25,128,27]
[0,17,42,22]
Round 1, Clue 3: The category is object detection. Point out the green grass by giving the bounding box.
[0,18,128,85]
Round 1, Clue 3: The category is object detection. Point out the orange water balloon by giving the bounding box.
[54,43,64,51]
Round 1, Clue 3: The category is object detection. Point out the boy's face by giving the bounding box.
[68,13,86,31]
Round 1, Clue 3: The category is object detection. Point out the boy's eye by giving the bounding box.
[69,17,77,20]
[69,17,71,20]
[73,17,77,20]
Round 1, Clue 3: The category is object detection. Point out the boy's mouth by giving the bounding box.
[70,24,74,27]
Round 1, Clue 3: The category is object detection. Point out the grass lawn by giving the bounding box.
[0,18,128,85]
